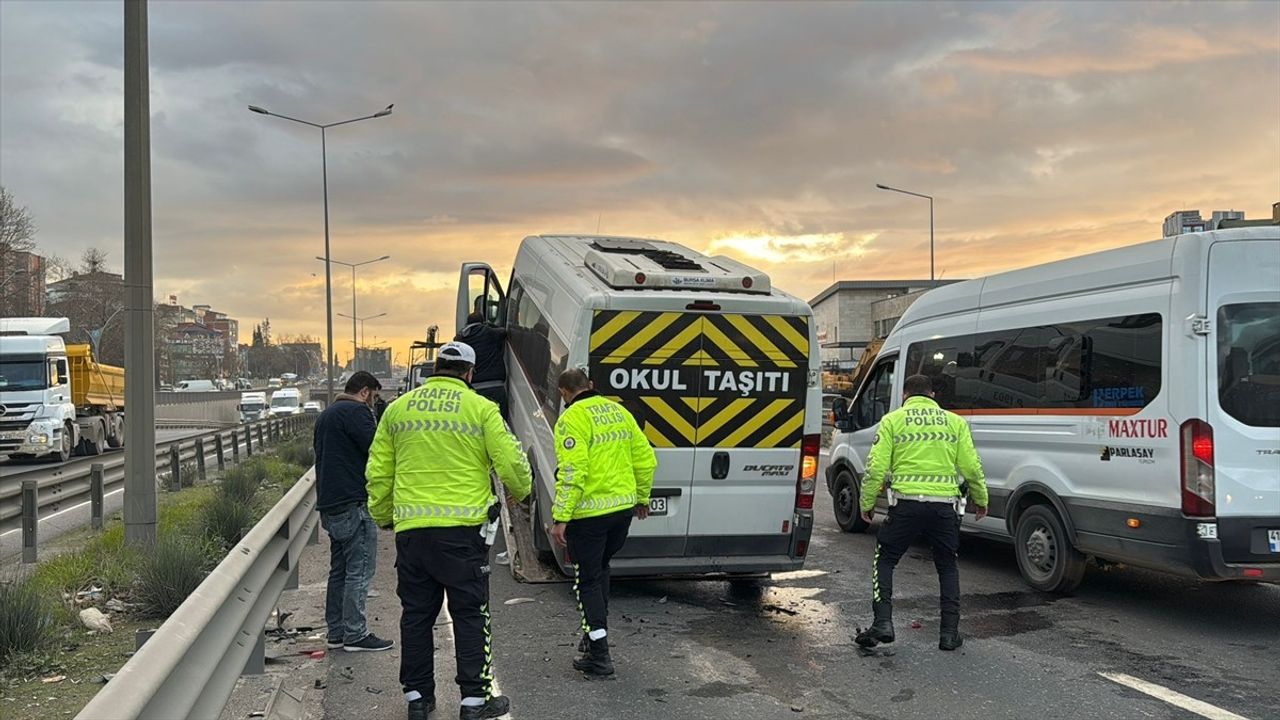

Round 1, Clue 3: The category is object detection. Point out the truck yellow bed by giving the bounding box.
[67,344,125,410]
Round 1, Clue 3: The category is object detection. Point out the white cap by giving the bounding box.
[438,341,476,365]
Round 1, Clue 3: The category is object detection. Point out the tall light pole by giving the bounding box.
[320,254,390,368]
[124,0,157,548]
[337,311,387,366]
[875,183,935,285]
[248,103,393,404]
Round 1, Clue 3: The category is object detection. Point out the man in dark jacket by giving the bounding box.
[455,312,509,419]
[314,371,393,653]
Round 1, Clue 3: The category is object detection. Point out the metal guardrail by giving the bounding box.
[0,414,314,559]
[76,466,319,720]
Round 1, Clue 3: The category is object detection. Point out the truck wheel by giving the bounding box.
[1015,505,1086,594]
[832,469,869,533]
[78,427,104,456]
[107,418,124,448]
[55,422,73,463]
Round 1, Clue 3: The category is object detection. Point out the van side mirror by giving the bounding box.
[832,397,859,432]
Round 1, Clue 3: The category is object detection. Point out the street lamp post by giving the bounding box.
[320,255,390,368]
[875,183,935,285]
[337,311,387,367]
[248,103,393,404]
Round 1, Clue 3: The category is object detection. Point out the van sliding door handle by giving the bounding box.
[711,452,730,479]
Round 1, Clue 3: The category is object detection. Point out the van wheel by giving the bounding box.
[529,492,556,563]
[1015,505,1086,593]
[832,469,869,533]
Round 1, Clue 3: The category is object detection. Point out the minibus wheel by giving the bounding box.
[1015,505,1086,593]
[832,469,869,533]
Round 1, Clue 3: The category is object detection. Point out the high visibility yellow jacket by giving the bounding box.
[860,395,988,513]
[367,375,531,532]
[552,392,657,523]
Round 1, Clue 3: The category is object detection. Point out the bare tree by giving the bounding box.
[0,185,37,257]
[0,186,38,316]
[46,249,126,364]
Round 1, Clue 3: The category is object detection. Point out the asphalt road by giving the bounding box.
[256,460,1278,720]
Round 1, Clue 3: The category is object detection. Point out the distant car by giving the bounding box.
[267,378,283,389]
[236,378,252,390]
[303,401,323,414]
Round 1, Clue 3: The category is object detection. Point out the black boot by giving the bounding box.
[458,696,510,720]
[407,696,436,720]
[939,615,963,651]
[855,601,895,647]
[577,632,589,654]
[572,636,615,676]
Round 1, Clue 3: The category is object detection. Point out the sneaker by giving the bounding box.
[326,637,344,649]
[459,695,510,720]
[407,697,436,720]
[344,633,395,652]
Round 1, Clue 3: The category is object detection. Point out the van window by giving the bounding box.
[905,313,1162,411]
[855,357,896,428]
[1218,302,1280,427]
[507,279,570,423]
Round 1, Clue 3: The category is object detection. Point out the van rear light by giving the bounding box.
[1180,419,1215,518]
[742,277,753,289]
[795,433,820,510]
[1242,568,1263,578]
[795,540,809,558]
[634,272,646,284]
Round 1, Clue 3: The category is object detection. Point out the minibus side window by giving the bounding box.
[856,358,896,429]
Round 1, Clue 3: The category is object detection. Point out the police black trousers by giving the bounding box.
[565,509,633,634]
[872,500,961,627]
[395,526,493,700]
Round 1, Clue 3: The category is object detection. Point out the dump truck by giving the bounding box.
[0,317,125,462]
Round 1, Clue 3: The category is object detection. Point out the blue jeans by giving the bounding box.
[321,504,377,644]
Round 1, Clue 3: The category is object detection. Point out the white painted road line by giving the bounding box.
[1099,672,1251,720]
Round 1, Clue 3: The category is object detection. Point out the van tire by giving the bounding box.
[832,469,869,533]
[1014,505,1086,594]
[529,491,556,563]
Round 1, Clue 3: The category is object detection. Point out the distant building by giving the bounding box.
[168,322,226,381]
[1163,208,1251,237]
[809,280,960,371]
[353,347,392,378]
[46,269,123,305]
[1,250,46,316]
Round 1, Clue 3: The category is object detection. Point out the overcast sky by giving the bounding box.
[2,0,1277,361]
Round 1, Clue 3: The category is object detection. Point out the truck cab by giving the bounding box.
[239,392,269,423]
[0,318,82,462]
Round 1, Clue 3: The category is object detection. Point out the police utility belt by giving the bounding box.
[887,482,969,515]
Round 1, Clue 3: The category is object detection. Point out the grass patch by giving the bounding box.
[133,535,214,618]
[274,438,315,469]
[219,464,260,504]
[201,493,256,550]
[0,579,55,667]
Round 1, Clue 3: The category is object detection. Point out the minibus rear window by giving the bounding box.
[1217,302,1280,427]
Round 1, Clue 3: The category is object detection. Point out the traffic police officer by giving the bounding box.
[367,341,532,720]
[855,373,988,651]
[549,368,657,677]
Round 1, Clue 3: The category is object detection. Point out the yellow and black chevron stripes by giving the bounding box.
[590,310,810,449]
[590,311,808,366]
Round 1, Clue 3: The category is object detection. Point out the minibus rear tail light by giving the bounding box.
[796,433,820,510]
[1180,419,1215,518]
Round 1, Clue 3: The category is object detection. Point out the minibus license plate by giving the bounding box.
[649,497,668,516]
[1269,530,1280,554]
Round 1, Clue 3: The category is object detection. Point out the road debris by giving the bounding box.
[504,597,536,605]
[41,675,66,684]
[79,607,113,634]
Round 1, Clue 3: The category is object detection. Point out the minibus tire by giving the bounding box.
[529,492,556,563]
[1014,505,1086,594]
[832,469,869,533]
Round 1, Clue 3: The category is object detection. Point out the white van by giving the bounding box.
[174,379,217,393]
[458,235,822,576]
[828,227,1280,591]
[269,387,302,416]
